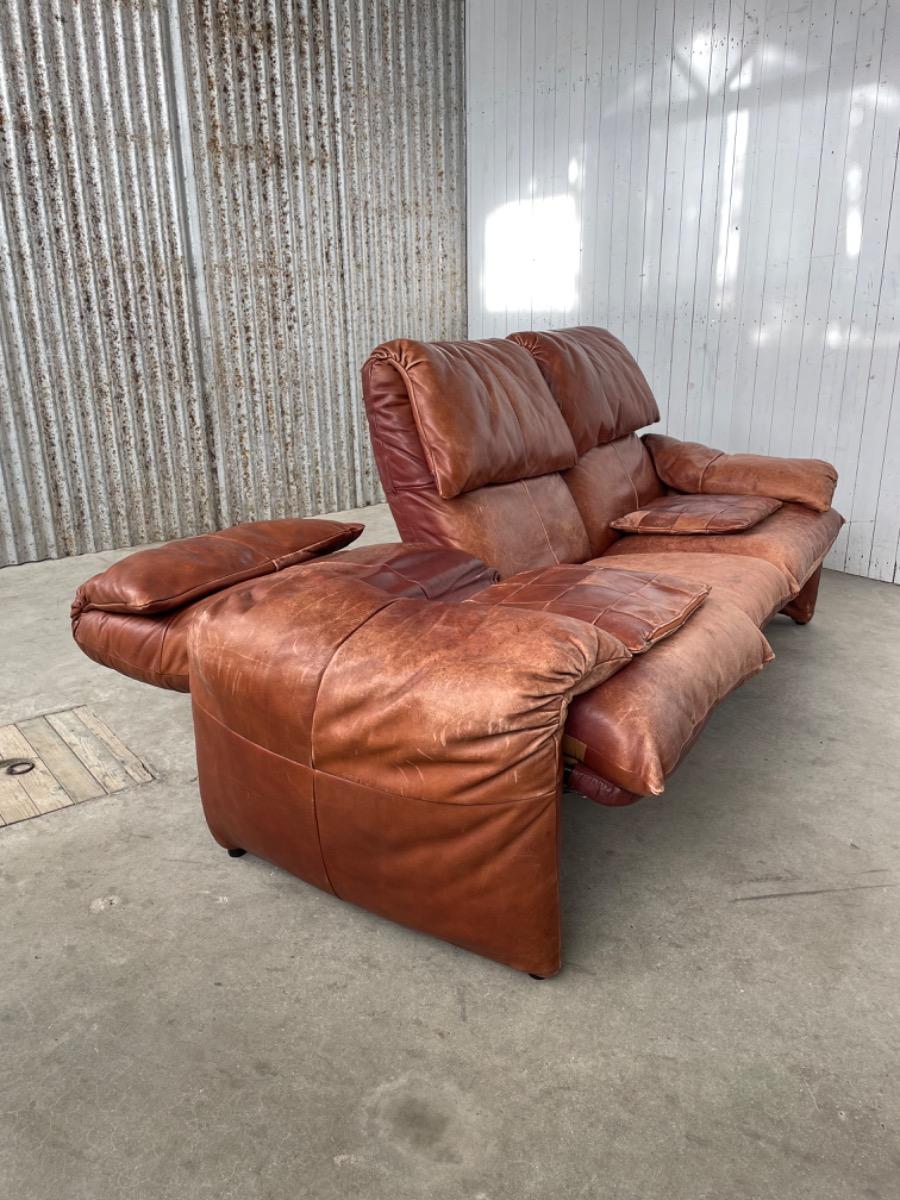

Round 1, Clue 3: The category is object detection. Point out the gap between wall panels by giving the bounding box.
[0,0,466,567]
[466,0,900,583]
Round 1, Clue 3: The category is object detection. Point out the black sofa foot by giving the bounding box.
[227,847,246,858]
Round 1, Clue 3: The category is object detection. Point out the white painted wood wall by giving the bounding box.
[466,0,900,581]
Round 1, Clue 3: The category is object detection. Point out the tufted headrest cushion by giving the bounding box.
[508,327,660,455]
[365,338,578,499]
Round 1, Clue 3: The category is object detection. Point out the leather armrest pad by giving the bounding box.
[71,517,363,619]
[643,433,837,513]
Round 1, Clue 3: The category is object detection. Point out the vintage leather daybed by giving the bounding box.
[71,327,841,977]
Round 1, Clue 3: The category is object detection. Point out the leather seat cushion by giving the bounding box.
[467,563,709,654]
[591,551,795,627]
[565,595,774,796]
[602,503,843,591]
[611,493,781,534]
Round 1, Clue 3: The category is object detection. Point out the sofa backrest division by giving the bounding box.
[507,327,666,557]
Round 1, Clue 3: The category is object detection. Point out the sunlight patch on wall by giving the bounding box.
[483,195,580,314]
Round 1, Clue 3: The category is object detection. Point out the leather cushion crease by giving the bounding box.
[467,563,709,654]
[611,492,782,534]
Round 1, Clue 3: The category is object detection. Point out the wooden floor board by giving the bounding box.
[0,708,154,827]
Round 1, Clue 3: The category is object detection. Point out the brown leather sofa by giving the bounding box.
[70,325,842,976]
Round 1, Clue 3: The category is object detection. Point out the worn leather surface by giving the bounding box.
[189,564,629,974]
[509,327,660,455]
[384,475,592,580]
[72,542,499,691]
[366,338,577,499]
[592,551,794,627]
[566,595,775,796]
[363,347,591,575]
[604,503,844,591]
[644,433,838,513]
[71,517,363,617]
[468,563,708,654]
[612,492,782,534]
[563,437,665,557]
[330,542,500,601]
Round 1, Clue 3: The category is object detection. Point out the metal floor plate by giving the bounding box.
[0,707,153,826]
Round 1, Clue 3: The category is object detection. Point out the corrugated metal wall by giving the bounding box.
[0,0,465,566]
[467,0,900,583]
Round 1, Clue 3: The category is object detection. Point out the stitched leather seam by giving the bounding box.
[521,479,560,562]
[697,450,725,492]
[309,772,339,898]
[192,701,563,810]
[609,437,641,509]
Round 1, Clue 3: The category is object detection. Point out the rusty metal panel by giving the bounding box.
[0,1,465,565]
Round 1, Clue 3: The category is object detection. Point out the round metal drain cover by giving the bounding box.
[1,758,35,775]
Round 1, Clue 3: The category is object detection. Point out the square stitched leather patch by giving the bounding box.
[467,563,709,654]
[611,492,781,534]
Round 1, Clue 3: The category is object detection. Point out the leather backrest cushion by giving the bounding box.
[365,338,577,499]
[468,563,708,655]
[71,518,363,617]
[563,436,665,557]
[509,327,660,455]
[611,493,782,534]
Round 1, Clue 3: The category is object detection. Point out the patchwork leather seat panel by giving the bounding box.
[565,595,775,796]
[591,551,794,627]
[603,503,844,591]
[611,492,782,534]
[363,345,592,577]
[562,437,666,557]
[467,563,709,654]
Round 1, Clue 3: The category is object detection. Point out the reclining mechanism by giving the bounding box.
[70,326,843,975]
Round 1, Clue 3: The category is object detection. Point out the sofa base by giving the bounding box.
[565,760,640,806]
[780,564,823,624]
[194,701,564,978]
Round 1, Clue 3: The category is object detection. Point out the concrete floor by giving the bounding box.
[2,503,899,1200]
